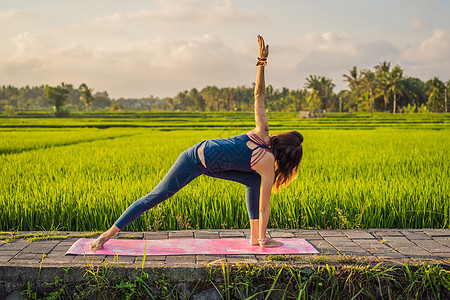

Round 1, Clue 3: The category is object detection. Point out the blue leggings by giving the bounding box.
[114,143,262,230]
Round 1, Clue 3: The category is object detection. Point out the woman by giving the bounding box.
[90,35,303,250]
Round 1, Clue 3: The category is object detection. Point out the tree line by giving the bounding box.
[1,61,449,116]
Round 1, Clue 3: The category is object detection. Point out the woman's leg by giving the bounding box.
[205,170,261,245]
[114,148,205,230]
[90,146,205,251]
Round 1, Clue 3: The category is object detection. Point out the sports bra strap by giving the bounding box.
[248,132,272,167]
[247,132,270,146]
[250,147,272,167]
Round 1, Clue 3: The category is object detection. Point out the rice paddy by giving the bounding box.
[0,112,449,231]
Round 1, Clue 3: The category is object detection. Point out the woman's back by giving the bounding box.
[203,133,271,173]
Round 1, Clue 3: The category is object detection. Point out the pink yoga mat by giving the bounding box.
[65,238,318,256]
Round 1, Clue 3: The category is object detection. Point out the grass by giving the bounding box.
[0,231,101,243]
[20,261,450,299]
[0,112,449,231]
[265,253,364,264]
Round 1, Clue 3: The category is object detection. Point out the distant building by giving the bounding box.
[298,111,311,118]
[298,109,326,118]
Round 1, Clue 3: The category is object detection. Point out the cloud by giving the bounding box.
[131,0,267,24]
[399,29,450,80]
[0,9,32,23]
[296,32,399,73]
[64,0,267,36]
[408,17,431,29]
[68,13,127,36]
[400,29,450,63]
[0,32,251,97]
[3,27,449,99]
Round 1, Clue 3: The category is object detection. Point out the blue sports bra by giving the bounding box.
[203,132,272,173]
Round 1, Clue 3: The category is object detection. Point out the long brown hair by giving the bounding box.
[269,131,303,193]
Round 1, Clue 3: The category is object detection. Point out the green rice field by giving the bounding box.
[0,112,449,231]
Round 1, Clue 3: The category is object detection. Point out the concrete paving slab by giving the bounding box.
[8,259,43,265]
[135,255,166,262]
[374,230,403,237]
[72,255,106,265]
[144,232,169,239]
[50,242,74,253]
[225,255,258,264]
[381,236,416,246]
[166,255,196,265]
[343,230,375,240]
[0,227,449,294]
[394,247,434,257]
[194,232,220,239]
[434,252,450,259]
[413,239,450,253]
[42,256,75,265]
[307,239,339,254]
[433,237,450,247]
[423,229,450,237]
[269,231,295,238]
[169,231,195,239]
[196,254,226,263]
[318,230,345,237]
[1,228,450,300]
[0,251,19,256]
[400,230,432,240]
[322,237,354,245]
[0,256,14,262]
[0,240,30,252]
[117,232,144,239]
[354,240,394,253]
[373,253,407,259]
[12,253,46,260]
[334,248,370,256]
[23,241,59,253]
[219,231,245,238]
[105,256,136,265]
[293,231,322,240]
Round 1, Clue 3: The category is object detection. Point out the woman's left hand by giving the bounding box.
[257,35,269,59]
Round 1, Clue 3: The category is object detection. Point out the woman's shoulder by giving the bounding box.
[246,129,270,145]
[251,149,275,174]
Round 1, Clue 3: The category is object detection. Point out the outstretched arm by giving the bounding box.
[254,35,269,134]
[254,154,283,248]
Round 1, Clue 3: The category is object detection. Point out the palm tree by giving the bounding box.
[320,77,335,110]
[305,75,335,110]
[305,75,322,110]
[343,66,363,112]
[445,80,450,113]
[383,65,404,114]
[360,69,377,117]
[374,61,391,112]
[189,88,205,111]
[337,90,350,112]
[79,83,94,112]
[402,77,426,110]
[44,83,69,116]
[343,66,360,92]
[305,75,321,93]
[425,77,446,112]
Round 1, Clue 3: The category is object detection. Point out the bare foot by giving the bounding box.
[250,238,259,246]
[89,233,110,251]
[260,237,284,248]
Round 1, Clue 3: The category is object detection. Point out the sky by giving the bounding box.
[1,0,449,98]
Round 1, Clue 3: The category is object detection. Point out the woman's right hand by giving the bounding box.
[257,35,269,59]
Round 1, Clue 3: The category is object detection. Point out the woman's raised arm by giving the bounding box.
[254,35,269,134]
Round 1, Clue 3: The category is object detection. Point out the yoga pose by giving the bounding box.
[90,35,303,250]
